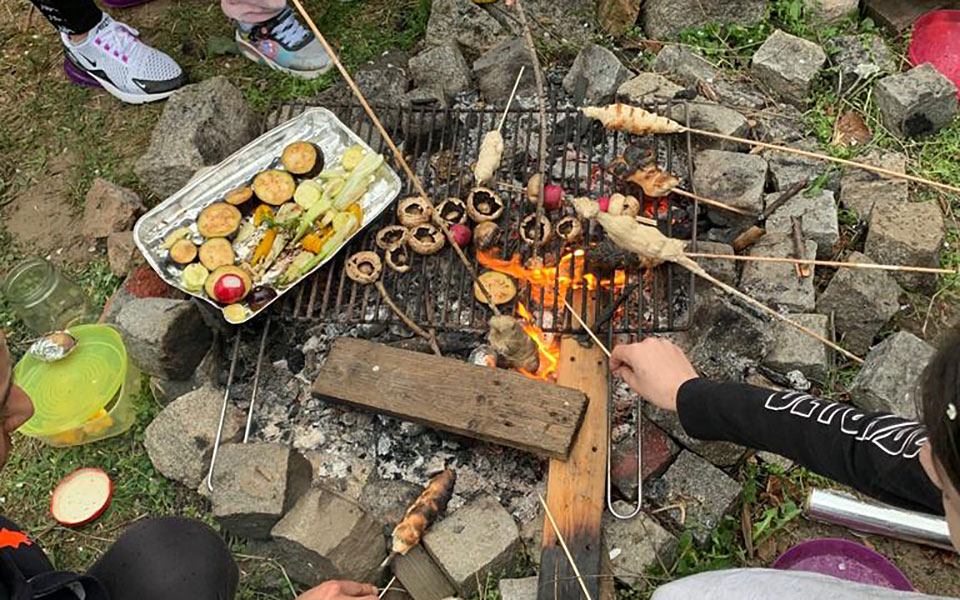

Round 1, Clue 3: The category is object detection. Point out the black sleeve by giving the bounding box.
[676,378,943,516]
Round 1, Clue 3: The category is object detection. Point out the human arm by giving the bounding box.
[610,339,943,516]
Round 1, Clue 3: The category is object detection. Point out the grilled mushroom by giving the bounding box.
[474,221,501,250]
[466,187,505,222]
[386,244,413,273]
[608,193,641,217]
[397,197,433,228]
[408,223,446,255]
[520,214,552,245]
[345,252,382,285]
[376,225,409,250]
[433,197,468,227]
[556,216,583,242]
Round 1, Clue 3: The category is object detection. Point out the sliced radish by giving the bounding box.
[51,468,113,527]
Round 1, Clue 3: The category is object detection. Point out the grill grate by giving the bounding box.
[265,96,699,338]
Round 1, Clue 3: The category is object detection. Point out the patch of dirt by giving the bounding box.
[2,152,93,265]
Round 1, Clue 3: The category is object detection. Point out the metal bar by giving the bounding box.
[206,333,243,491]
[243,316,271,443]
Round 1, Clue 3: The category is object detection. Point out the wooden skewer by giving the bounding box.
[562,299,611,357]
[538,493,595,600]
[687,252,959,275]
[379,576,397,599]
[289,0,502,316]
[672,188,756,216]
[681,127,960,196]
[498,66,526,132]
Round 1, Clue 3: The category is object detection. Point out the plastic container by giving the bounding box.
[15,324,138,447]
[2,257,94,334]
[773,538,914,591]
[909,10,960,99]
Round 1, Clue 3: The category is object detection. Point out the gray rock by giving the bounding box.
[149,376,202,406]
[605,504,678,587]
[763,313,832,381]
[647,451,742,545]
[687,289,773,383]
[82,179,144,239]
[692,150,767,226]
[751,30,827,106]
[875,63,958,138]
[803,0,859,24]
[425,0,509,57]
[816,251,902,356]
[409,44,472,100]
[839,150,908,219]
[518,510,542,566]
[423,495,521,596]
[115,298,212,380]
[756,450,794,471]
[643,403,746,467]
[712,80,770,111]
[642,0,767,40]
[401,88,448,139]
[850,332,935,419]
[473,37,536,104]
[492,0,596,45]
[271,487,385,586]
[686,241,738,285]
[755,103,807,143]
[305,450,375,503]
[667,101,749,151]
[765,189,840,259]
[618,73,684,104]
[562,44,633,105]
[106,231,140,276]
[354,51,410,108]
[144,386,244,489]
[499,577,538,600]
[865,200,945,293]
[211,442,312,539]
[741,234,818,312]
[763,138,829,192]
[360,477,422,525]
[652,45,719,87]
[826,34,897,95]
[134,77,257,199]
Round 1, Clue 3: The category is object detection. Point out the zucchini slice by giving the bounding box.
[225,186,253,206]
[169,239,198,264]
[198,237,236,271]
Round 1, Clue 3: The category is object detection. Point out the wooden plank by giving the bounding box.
[864,0,959,33]
[537,337,611,600]
[311,338,588,459]
[392,545,458,600]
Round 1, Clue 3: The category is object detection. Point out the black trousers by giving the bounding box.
[0,516,238,600]
[28,0,103,35]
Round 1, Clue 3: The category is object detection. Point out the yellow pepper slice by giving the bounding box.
[252,229,277,266]
[253,204,274,226]
[345,203,363,225]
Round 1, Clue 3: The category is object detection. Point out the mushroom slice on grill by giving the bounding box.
[466,187,505,223]
[385,244,413,273]
[376,225,409,250]
[408,223,446,255]
[474,221,501,250]
[520,214,552,245]
[556,216,583,242]
[397,196,433,228]
[433,197,468,227]
[345,252,382,285]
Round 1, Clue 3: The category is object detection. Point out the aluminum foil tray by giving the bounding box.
[134,108,402,323]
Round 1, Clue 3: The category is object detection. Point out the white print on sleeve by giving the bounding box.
[764,392,927,459]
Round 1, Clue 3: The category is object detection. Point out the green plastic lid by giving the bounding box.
[16,324,128,437]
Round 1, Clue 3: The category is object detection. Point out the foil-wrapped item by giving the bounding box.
[28,332,77,363]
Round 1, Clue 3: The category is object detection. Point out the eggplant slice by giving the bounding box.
[197,203,243,238]
[281,142,324,177]
[253,170,296,206]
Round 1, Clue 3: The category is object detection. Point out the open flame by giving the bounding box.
[478,248,626,381]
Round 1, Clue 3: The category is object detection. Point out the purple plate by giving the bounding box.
[773,538,914,591]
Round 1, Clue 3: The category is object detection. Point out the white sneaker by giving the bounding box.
[61,14,185,104]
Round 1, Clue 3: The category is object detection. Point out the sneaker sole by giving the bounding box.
[235,35,332,80]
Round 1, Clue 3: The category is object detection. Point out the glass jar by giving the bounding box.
[3,258,94,334]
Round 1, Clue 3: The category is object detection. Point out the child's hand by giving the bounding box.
[298,581,378,600]
[609,338,698,412]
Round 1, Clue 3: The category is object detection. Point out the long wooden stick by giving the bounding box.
[682,127,960,196]
[687,252,958,275]
[538,494,595,600]
[672,188,756,216]
[562,300,611,357]
[375,281,442,356]
[289,0,501,316]
[379,576,397,599]
[498,66,526,132]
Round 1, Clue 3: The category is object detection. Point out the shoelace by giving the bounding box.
[92,19,141,64]
[269,11,310,47]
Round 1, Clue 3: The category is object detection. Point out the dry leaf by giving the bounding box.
[833,110,872,147]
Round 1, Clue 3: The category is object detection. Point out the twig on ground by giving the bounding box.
[375,281,441,356]
[234,553,298,599]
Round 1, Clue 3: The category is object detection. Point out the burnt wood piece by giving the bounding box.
[864,0,959,33]
[311,338,588,459]
[392,545,457,600]
[790,216,812,279]
[731,180,807,253]
[538,337,611,600]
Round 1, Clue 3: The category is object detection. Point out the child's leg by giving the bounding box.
[220,0,287,24]
[27,0,103,36]
[226,1,332,79]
